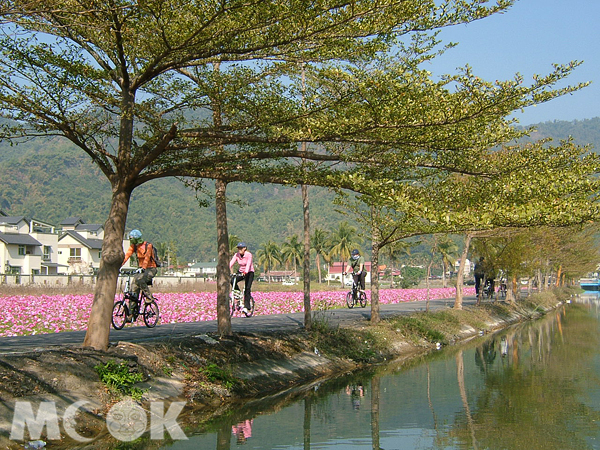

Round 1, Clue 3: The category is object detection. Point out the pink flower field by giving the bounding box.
[0,287,474,337]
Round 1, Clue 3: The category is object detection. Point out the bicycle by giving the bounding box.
[344,273,367,309]
[230,273,255,317]
[112,270,160,329]
[478,278,495,304]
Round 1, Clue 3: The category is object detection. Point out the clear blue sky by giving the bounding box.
[428,0,599,125]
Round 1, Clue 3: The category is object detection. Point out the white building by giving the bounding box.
[0,213,64,276]
[184,261,217,278]
[58,217,134,274]
[1,212,134,278]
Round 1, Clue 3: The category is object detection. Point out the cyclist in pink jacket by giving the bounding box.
[229,242,255,314]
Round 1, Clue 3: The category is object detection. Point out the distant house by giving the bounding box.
[185,261,217,278]
[57,217,133,274]
[0,215,64,276]
[454,258,473,275]
[263,270,299,283]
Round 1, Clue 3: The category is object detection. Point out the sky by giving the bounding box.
[427,0,599,125]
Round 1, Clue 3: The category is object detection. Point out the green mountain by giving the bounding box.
[1,117,599,262]
[0,138,346,261]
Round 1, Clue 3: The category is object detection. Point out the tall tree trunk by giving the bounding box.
[83,188,131,350]
[215,179,232,336]
[454,233,472,310]
[555,265,562,287]
[426,258,433,313]
[316,254,322,284]
[300,64,311,330]
[302,181,311,330]
[442,261,447,288]
[371,207,381,323]
[212,62,231,337]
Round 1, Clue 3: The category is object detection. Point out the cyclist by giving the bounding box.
[474,256,485,297]
[344,249,366,293]
[122,229,158,316]
[229,242,255,314]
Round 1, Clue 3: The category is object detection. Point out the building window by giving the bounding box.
[43,246,51,261]
[70,248,82,260]
[18,245,26,255]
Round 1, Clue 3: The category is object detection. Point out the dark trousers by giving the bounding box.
[353,271,366,291]
[232,272,254,309]
[475,273,484,295]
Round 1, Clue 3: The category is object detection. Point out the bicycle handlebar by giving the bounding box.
[120,268,137,275]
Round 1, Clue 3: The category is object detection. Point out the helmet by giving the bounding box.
[236,242,247,248]
[129,229,142,239]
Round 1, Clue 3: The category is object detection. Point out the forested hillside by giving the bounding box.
[1,117,599,262]
[0,137,347,261]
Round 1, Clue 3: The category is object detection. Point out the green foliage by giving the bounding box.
[400,266,426,288]
[198,364,240,391]
[94,360,145,400]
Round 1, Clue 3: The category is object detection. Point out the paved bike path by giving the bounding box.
[0,296,477,353]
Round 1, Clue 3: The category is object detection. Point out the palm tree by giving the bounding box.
[228,234,240,255]
[438,235,459,288]
[381,240,413,288]
[311,228,330,284]
[281,235,303,280]
[329,221,360,286]
[256,241,282,283]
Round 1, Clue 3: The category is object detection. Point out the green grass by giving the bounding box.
[198,363,241,390]
[94,360,145,400]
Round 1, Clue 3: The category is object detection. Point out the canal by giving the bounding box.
[164,296,600,449]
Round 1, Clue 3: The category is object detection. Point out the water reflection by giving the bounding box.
[164,301,600,449]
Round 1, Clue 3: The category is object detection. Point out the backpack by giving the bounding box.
[137,242,162,267]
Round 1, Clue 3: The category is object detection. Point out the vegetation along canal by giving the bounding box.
[163,295,600,449]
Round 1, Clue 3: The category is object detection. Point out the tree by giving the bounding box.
[329,221,360,285]
[256,241,282,282]
[311,228,330,284]
[438,235,459,288]
[281,235,303,279]
[227,235,239,255]
[1,1,590,349]
[381,240,414,288]
[340,138,600,313]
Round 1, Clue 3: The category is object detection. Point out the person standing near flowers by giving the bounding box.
[229,242,255,314]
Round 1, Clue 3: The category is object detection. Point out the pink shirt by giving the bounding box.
[229,251,254,274]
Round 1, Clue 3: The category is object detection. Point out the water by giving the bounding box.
[164,297,600,449]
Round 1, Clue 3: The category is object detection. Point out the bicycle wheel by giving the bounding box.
[112,301,128,330]
[346,291,354,309]
[143,301,160,328]
[243,297,255,317]
[359,291,367,308]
